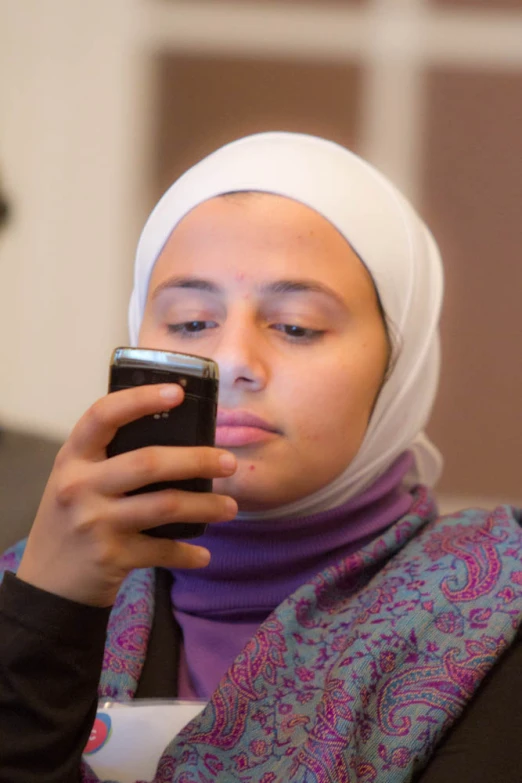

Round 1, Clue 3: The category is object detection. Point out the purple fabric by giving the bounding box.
[172,451,415,698]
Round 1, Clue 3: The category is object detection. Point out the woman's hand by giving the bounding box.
[17,384,238,607]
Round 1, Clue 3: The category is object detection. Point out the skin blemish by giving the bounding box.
[236,272,246,282]
[249,464,256,471]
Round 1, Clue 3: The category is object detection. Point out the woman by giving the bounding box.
[0,132,521,782]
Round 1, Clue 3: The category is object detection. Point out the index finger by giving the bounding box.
[68,384,184,459]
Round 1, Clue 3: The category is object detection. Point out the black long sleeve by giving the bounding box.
[0,572,110,783]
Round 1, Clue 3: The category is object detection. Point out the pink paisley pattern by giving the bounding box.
[377,636,504,736]
[99,568,155,699]
[2,493,522,783]
[423,510,506,603]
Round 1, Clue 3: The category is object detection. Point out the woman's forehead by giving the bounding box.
[169,192,339,242]
[150,193,371,286]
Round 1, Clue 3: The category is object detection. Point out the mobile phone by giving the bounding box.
[107,347,219,539]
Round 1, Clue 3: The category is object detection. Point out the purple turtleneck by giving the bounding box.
[171,451,414,699]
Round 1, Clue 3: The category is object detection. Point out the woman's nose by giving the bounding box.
[212,314,268,393]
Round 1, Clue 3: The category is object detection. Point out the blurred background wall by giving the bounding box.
[1,0,521,512]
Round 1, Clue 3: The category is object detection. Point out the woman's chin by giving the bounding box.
[213,469,308,514]
[213,474,276,512]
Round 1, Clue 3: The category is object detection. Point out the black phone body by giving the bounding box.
[107,347,219,539]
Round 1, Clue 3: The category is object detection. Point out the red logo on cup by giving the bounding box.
[84,712,112,754]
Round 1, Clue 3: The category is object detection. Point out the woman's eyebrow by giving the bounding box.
[152,276,345,307]
[152,276,222,298]
[261,279,346,307]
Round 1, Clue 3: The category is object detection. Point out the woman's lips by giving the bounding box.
[215,410,279,447]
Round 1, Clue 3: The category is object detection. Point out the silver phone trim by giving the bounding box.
[111,347,219,380]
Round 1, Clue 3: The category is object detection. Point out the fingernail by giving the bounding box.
[225,497,238,517]
[219,453,237,474]
[159,385,181,401]
[194,547,211,567]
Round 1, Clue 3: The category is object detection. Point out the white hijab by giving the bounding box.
[128,132,443,518]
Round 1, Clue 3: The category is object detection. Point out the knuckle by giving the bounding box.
[158,491,181,520]
[132,448,160,482]
[91,538,119,569]
[55,469,86,508]
[194,448,211,477]
[155,543,176,567]
[72,507,102,535]
[84,399,107,433]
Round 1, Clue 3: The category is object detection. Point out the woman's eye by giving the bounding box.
[271,324,324,341]
[167,320,217,336]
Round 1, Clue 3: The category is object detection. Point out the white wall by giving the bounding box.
[0,0,148,438]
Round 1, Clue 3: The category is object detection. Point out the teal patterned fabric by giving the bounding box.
[2,488,522,782]
[98,566,155,701]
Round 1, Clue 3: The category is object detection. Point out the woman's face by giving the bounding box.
[139,194,389,511]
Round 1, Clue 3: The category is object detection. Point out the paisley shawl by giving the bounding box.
[2,488,522,782]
